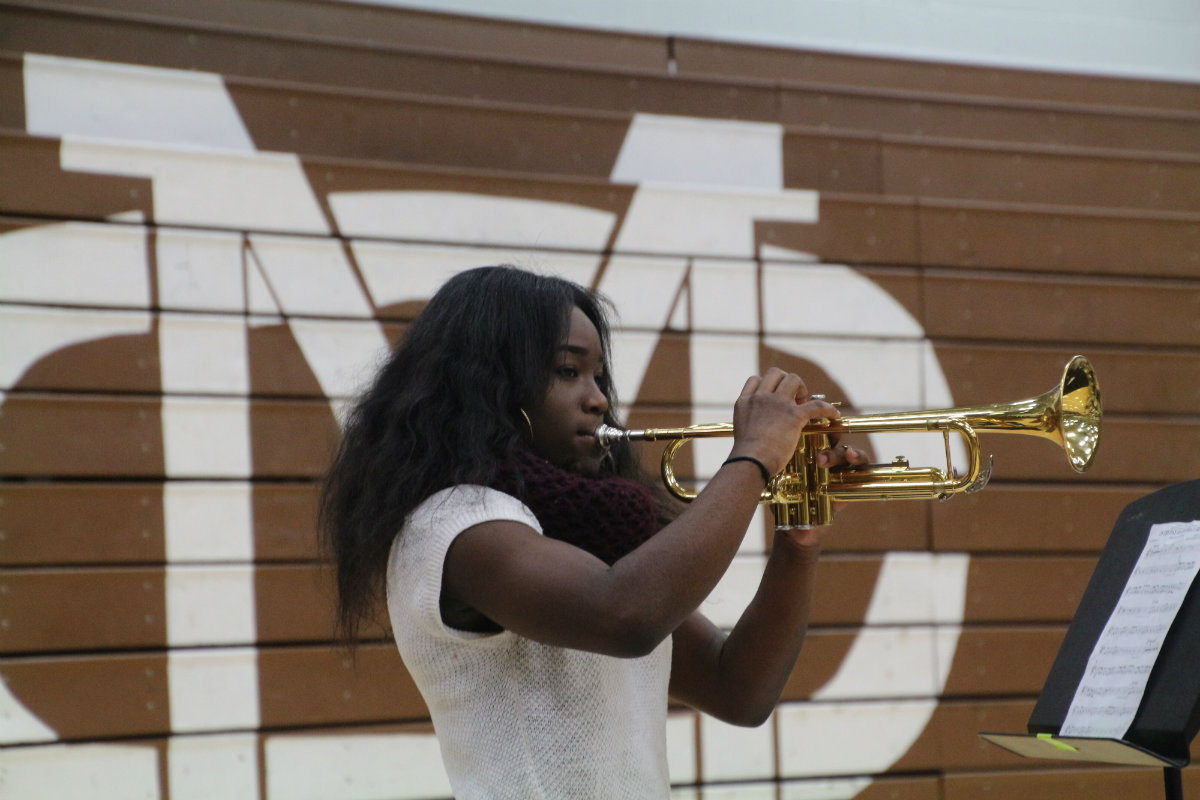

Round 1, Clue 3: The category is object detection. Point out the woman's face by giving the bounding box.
[526,306,610,474]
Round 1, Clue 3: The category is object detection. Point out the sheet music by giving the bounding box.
[1059,519,1200,739]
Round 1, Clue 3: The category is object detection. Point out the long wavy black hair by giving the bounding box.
[319,265,644,642]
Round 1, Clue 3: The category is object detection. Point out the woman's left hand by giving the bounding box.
[775,442,870,545]
[816,442,870,470]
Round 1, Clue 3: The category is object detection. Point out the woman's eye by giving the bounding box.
[557,365,579,378]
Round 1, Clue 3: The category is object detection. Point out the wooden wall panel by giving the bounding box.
[2,2,1197,798]
[922,271,1200,346]
[1,645,427,742]
[0,483,167,565]
[255,564,338,642]
[10,0,671,72]
[905,417,1200,487]
[942,628,1065,697]
[0,308,161,393]
[226,80,635,177]
[0,135,155,222]
[762,194,1200,275]
[781,627,1064,700]
[882,140,1200,213]
[943,766,1200,799]
[671,37,1200,113]
[847,777,940,800]
[931,485,1151,552]
[815,500,931,553]
[0,569,168,653]
[0,394,165,477]
[253,484,324,561]
[0,482,320,565]
[962,557,1097,624]
[257,644,429,728]
[782,129,884,195]
[933,343,1200,415]
[0,395,340,478]
[762,195,923,265]
[916,699,1042,771]
[916,204,1200,277]
[1,653,172,741]
[778,88,1200,154]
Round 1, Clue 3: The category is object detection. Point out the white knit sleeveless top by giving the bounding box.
[386,485,672,799]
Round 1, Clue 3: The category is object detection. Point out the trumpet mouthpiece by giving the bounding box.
[594,424,630,445]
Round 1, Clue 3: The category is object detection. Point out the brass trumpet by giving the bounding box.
[596,355,1101,530]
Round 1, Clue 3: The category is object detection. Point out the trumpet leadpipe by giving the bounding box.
[594,422,732,445]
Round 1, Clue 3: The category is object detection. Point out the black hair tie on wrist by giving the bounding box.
[722,455,772,487]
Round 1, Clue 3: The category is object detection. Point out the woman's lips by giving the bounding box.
[577,431,600,450]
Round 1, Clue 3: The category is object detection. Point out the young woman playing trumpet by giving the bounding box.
[320,265,866,799]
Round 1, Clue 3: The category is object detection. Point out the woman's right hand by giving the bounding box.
[727,368,841,475]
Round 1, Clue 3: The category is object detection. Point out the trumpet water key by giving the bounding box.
[595,356,1101,530]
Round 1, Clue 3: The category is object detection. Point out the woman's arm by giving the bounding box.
[667,530,822,726]
[667,446,869,726]
[442,369,839,658]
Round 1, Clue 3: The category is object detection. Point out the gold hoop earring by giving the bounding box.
[519,408,534,440]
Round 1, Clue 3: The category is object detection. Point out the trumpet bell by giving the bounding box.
[851,354,1101,474]
[1058,355,1103,472]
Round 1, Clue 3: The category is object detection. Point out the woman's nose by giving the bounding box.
[586,380,609,414]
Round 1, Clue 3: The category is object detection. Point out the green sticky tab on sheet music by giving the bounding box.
[1037,733,1078,752]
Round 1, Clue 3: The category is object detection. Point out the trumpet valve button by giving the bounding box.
[891,456,909,468]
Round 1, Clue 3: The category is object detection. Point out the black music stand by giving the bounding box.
[981,480,1200,800]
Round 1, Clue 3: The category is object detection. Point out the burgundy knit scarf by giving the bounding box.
[494,449,663,564]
